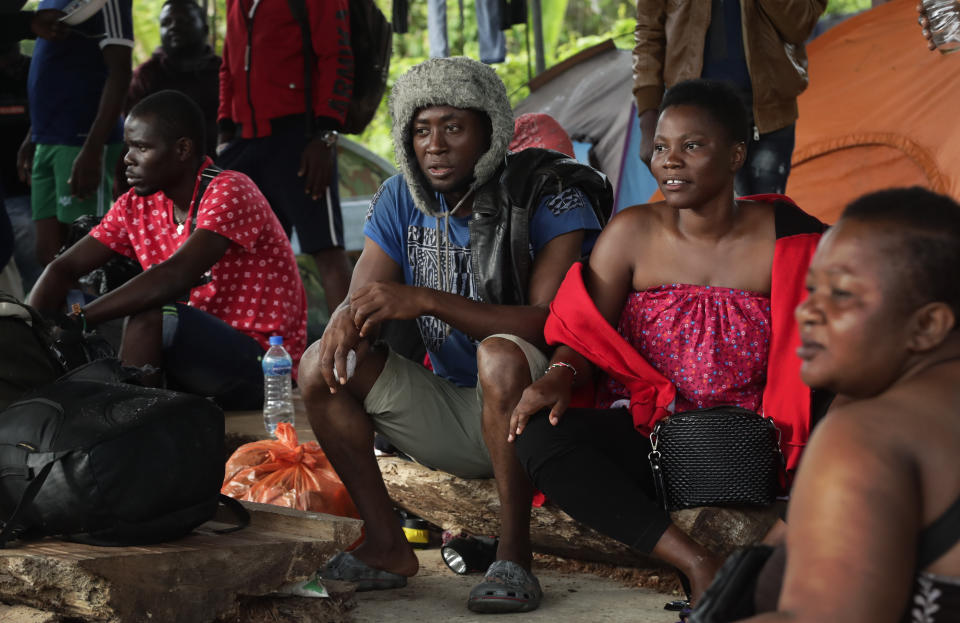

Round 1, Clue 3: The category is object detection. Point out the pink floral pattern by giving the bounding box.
[597,284,771,413]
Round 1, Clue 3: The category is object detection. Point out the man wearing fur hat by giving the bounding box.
[299,57,610,613]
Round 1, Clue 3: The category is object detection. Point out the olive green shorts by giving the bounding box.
[364,334,549,479]
[31,143,124,223]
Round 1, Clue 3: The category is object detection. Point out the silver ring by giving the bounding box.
[919,16,924,25]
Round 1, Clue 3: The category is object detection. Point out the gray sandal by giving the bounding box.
[317,551,408,592]
[467,560,543,613]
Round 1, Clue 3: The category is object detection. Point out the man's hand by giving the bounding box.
[68,145,103,200]
[298,136,335,200]
[17,137,35,185]
[350,282,427,338]
[216,128,236,157]
[637,108,659,168]
[316,303,365,392]
[31,10,69,40]
[508,367,575,442]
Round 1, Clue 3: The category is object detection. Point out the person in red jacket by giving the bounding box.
[479,79,828,608]
[216,0,353,314]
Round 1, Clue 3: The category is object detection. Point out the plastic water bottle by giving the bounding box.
[262,335,294,437]
[923,0,960,54]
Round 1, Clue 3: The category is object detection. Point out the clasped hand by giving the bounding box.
[316,282,425,391]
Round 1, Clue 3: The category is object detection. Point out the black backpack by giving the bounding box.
[0,360,247,547]
[0,292,63,411]
[286,0,392,135]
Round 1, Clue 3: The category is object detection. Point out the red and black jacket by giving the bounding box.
[218,0,353,139]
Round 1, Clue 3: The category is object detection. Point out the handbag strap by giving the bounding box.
[648,421,669,512]
[211,494,251,534]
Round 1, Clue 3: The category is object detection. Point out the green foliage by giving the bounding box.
[356,0,639,163]
[127,0,860,165]
[825,0,871,15]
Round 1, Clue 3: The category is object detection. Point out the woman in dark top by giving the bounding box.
[738,187,960,623]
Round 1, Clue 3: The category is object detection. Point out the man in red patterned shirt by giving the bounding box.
[29,90,307,409]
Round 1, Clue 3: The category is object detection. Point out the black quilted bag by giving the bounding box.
[647,406,784,511]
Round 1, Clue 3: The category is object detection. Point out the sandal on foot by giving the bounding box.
[317,551,408,592]
[467,560,543,613]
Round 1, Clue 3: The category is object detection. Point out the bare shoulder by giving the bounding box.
[806,398,904,457]
[736,199,778,236]
[793,397,916,500]
[601,201,670,238]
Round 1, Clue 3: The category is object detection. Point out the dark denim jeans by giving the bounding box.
[736,123,796,196]
[161,303,265,410]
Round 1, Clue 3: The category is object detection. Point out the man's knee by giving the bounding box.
[126,306,163,334]
[299,340,387,410]
[477,335,532,399]
[298,341,329,405]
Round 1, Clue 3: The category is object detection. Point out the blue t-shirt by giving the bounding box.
[28,0,133,146]
[364,174,602,387]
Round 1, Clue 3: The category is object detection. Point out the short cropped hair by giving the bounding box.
[659,79,751,145]
[128,89,205,155]
[162,0,206,22]
[842,187,960,322]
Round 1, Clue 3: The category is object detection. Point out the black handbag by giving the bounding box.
[647,406,784,511]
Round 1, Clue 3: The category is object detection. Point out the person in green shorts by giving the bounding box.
[18,0,132,266]
[29,142,124,232]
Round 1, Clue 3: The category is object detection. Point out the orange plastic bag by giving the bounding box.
[222,423,359,519]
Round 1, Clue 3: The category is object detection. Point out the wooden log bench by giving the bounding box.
[378,456,783,568]
[0,502,361,623]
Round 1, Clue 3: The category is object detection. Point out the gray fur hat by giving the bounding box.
[390,56,513,217]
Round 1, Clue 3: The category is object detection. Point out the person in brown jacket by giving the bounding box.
[633,0,826,195]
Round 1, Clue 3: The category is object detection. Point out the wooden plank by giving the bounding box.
[223,391,317,444]
[0,604,63,623]
[0,504,363,623]
[213,500,362,544]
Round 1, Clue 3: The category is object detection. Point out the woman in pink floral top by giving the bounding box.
[477,79,825,606]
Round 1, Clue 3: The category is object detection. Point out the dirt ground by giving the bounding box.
[348,548,684,623]
[224,409,687,623]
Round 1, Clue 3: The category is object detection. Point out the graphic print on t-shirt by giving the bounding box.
[406,225,478,352]
[546,187,588,217]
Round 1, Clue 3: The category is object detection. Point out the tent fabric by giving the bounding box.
[514,44,658,212]
[518,1,959,223]
[786,0,960,223]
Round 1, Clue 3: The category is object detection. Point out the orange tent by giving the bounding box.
[787,0,960,223]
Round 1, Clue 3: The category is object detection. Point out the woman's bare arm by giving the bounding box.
[740,403,920,623]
